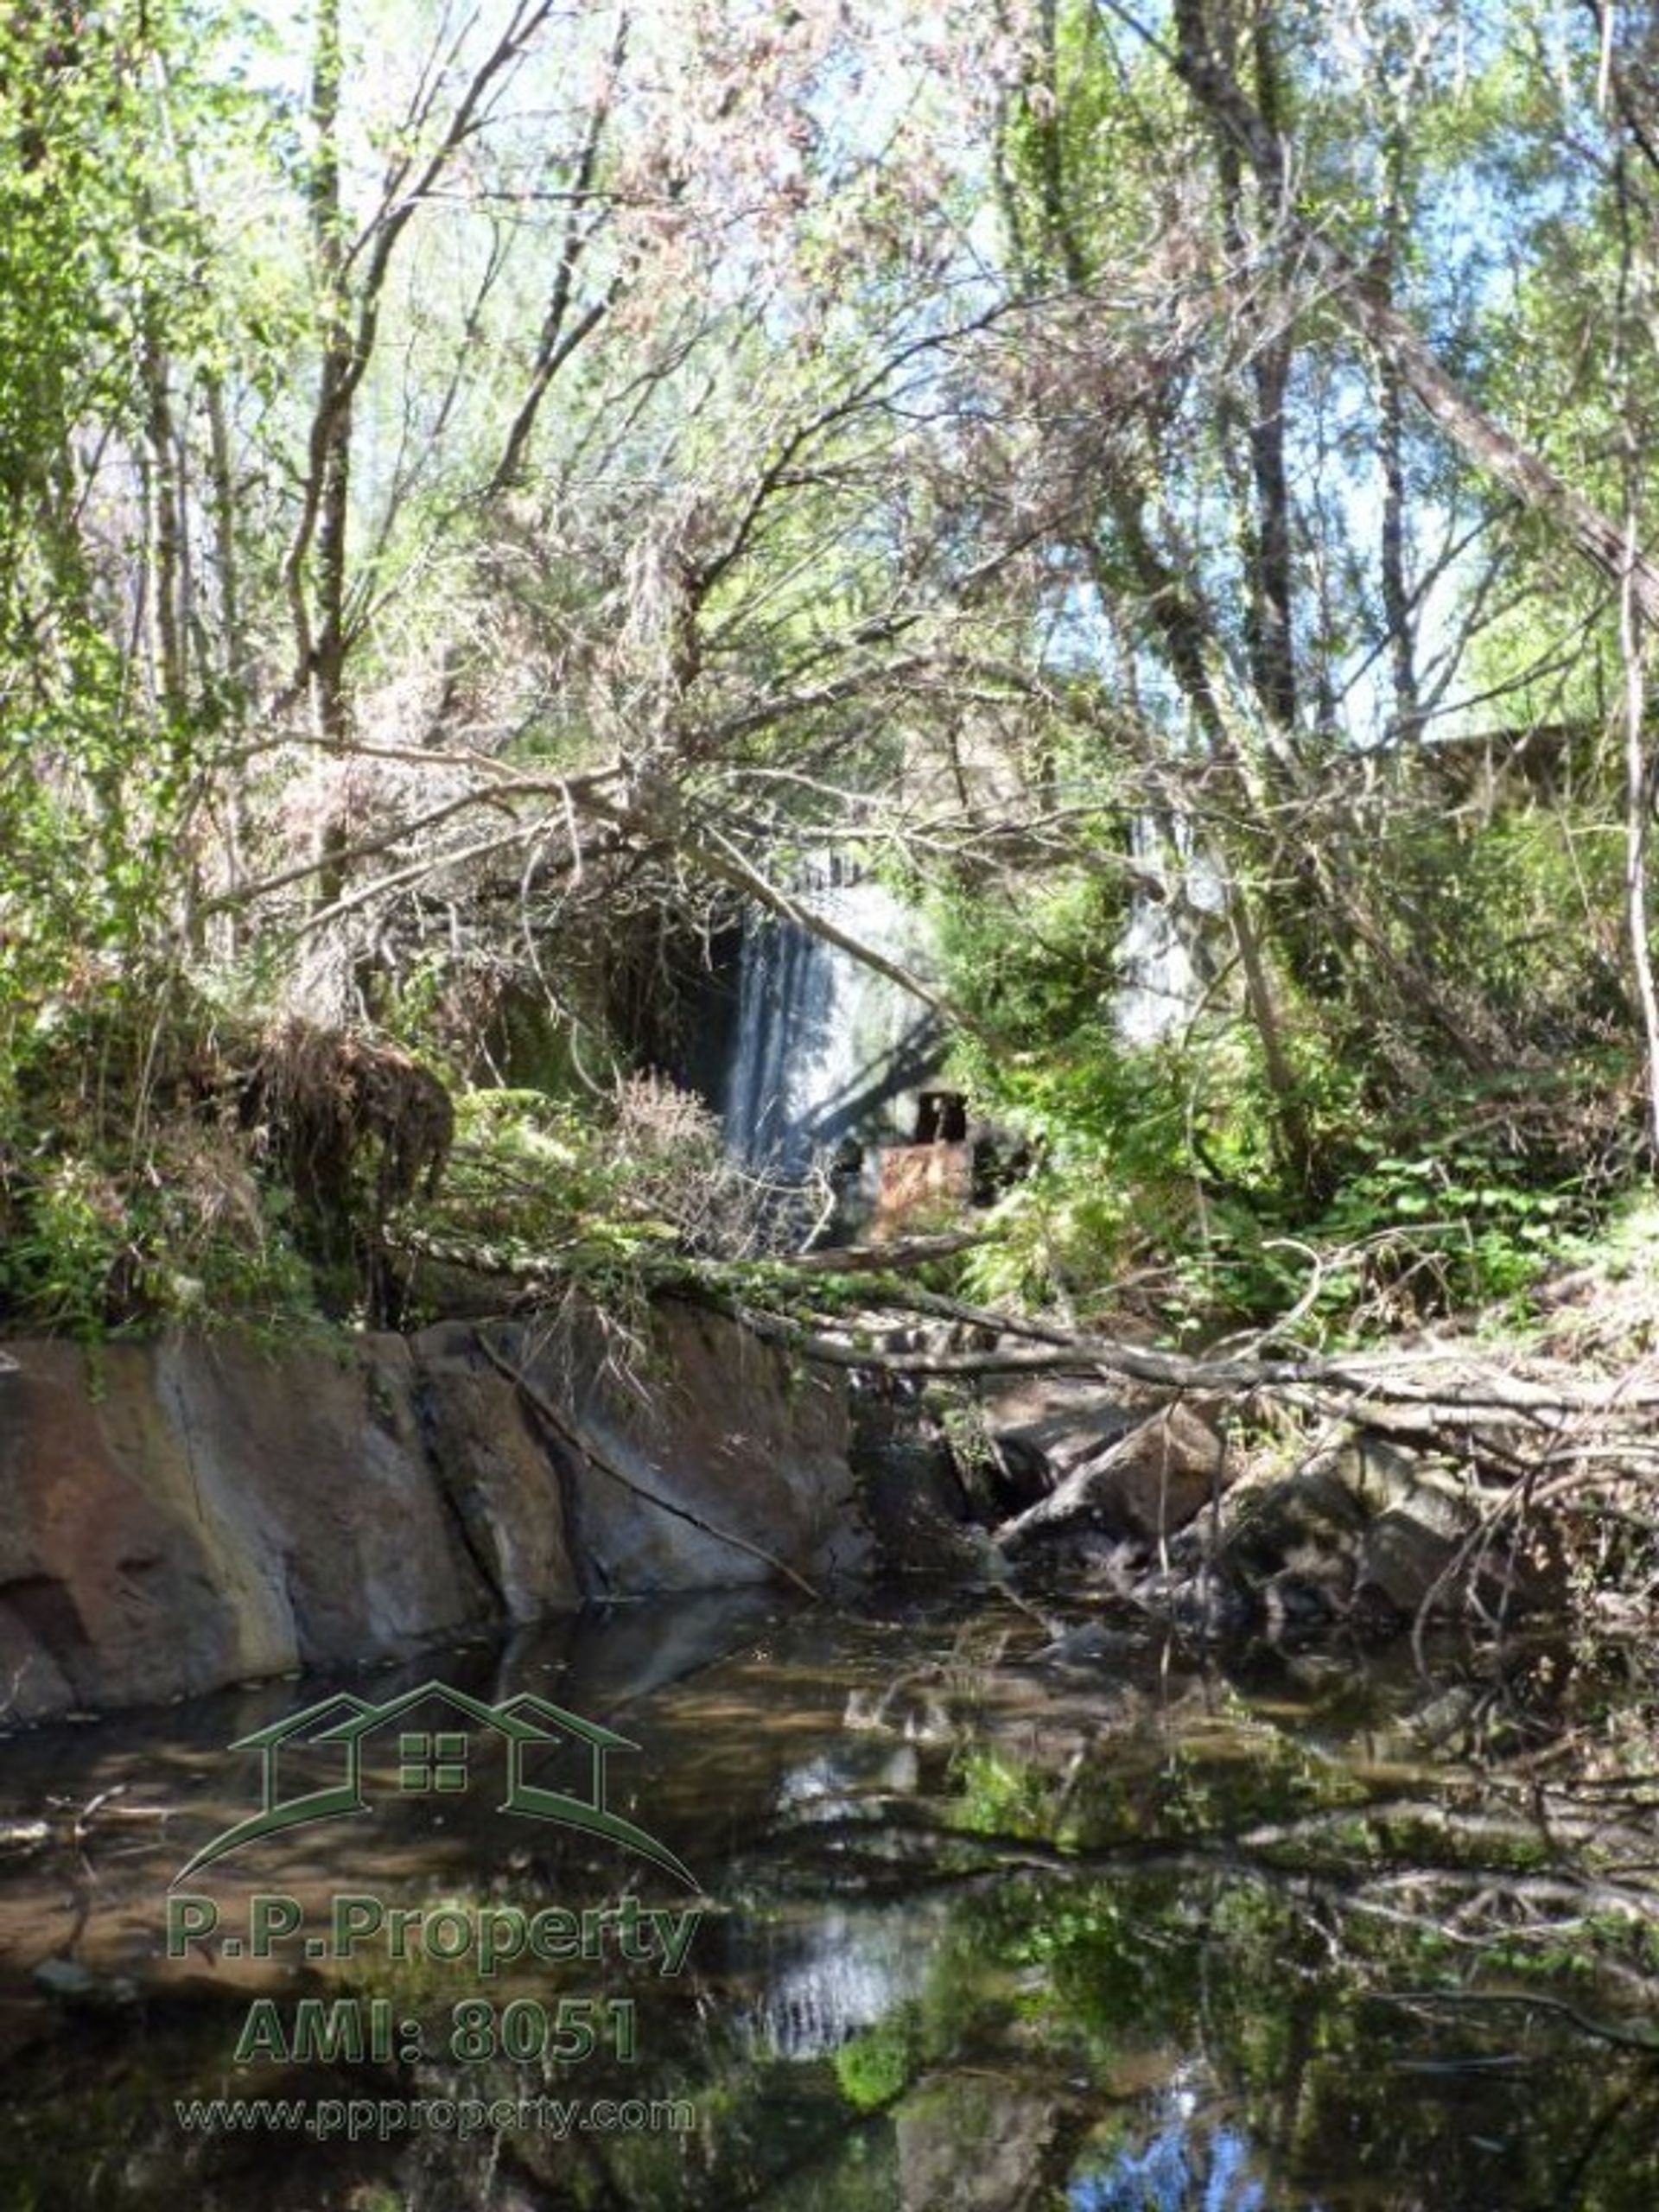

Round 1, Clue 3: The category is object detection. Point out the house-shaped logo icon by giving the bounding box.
[173,1678,696,1889]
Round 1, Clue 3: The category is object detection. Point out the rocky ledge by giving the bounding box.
[0,1304,868,1726]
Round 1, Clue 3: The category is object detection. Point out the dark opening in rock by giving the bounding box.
[916,1090,967,1143]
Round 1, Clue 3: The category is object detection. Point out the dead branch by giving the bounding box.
[773,1233,985,1274]
[716,1283,1659,1421]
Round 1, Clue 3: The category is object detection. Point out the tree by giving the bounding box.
[10,0,1659,1299]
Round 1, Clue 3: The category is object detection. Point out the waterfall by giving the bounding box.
[722,865,944,1177]
[1115,814,1219,1045]
[719,831,1217,1186]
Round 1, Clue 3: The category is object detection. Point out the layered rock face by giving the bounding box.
[0,1304,868,1725]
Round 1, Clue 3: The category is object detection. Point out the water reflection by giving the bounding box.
[0,1592,1656,2209]
[735,1901,948,2061]
[1071,2106,1274,2212]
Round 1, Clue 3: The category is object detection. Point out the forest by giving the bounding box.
[6,0,1659,1610]
[13,10,1659,2205]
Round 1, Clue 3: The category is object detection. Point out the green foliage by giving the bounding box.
[953,1166,1125,1312]
[436,1086,615,1260]
[937,864,1232,1308]
[1309,1141,1574,1319]
[1363,799,1626,1050]
[834,2010,923,2112]
[0,0,271,1022]
[948,1748,1069,1844]
[1564,1189,1659,1281]
[0,0,1650,1385]
[428,1072,794,1278]
[0,1143,317,1338]
[935,847,1618,1339]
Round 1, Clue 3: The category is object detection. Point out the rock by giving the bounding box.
[0,1334,498,1718]
[154,1331,494,1670]
[1357,1466,1566,1617]
[1091,1405,1227,1540]
[1216,1446,1379,1613]
[0,1606,74,1725]
[1357,1466,1478,1614]
[981,1375,1138,1499]
[31,1958,99,2000]
[1026,1620,1148,1670]
[493,1300,871,1593]
[409,1330,581,1617]
[0,1297,872,1725]
[1208,1429,1567,1629]
[994,1402,1228,1554]
[848,1388,973,1574]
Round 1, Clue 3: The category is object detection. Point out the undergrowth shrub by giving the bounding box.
[933,853,1631,1341]
[0,1039,319,1336]
[423,1072,825,1279]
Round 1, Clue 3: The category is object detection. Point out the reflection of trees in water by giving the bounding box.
[717,1624,1659,2212]
[1071,2113,1268,2212]
[766,1839,1659,2212]
[4,1611,1659,2209]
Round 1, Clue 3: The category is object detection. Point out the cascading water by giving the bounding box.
[1115,813,1219,1045]
[722,862,944,1178]
[720,831,1217,1187]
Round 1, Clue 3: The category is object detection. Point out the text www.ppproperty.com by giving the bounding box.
[174,2094,697,2143]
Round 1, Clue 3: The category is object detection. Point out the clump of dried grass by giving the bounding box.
[602,1070,830,1258]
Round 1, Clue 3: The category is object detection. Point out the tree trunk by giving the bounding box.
[295,0,353,905]
[1166,0,1659,623]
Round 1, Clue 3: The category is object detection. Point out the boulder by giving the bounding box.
[0,1334,493,1719]
[408,1332,580,1617]
[981,1375,1138,1497]
[485,1300,871,1593]
[1210,1430,1567,1629]
[992,1396,1228,1554]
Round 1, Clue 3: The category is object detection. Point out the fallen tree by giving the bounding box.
[671,1262,1659,1634]
[392,1147,1659,1636]
[706,1271,1659,1423]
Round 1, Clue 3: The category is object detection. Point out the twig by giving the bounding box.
[721,1294,1659,1414]
[773,1232,985,1274]
[1379,1986,1659,2056]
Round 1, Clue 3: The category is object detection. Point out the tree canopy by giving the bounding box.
[5,0,1659,1335]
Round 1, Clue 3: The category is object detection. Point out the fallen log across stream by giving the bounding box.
[706,1274,1659,1427]
[393,1220,1659,1624]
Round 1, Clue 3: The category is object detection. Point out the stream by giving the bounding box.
[1,1588,1656,2209]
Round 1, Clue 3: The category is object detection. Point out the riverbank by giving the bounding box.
[5,1207,1659,1730]
[0,1303,867,1725]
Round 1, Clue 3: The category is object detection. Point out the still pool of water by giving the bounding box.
[1,1588,1656,2209]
